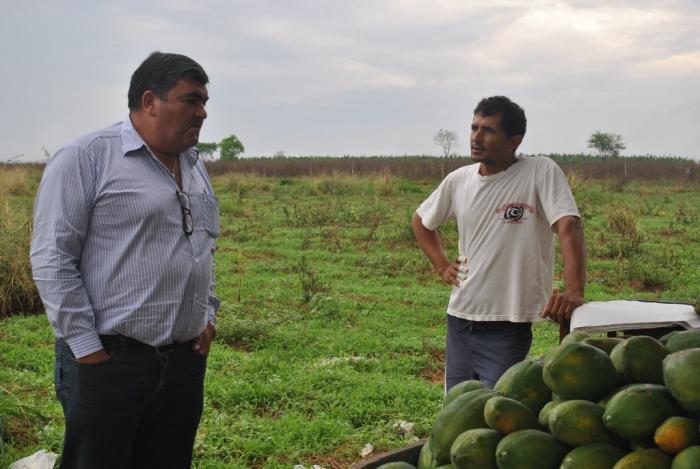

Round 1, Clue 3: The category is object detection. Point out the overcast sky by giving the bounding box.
[2,0,699,161]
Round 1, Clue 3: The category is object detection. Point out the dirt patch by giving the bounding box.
[419,348,445,385]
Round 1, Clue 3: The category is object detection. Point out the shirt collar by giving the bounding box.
[120,116,200,167]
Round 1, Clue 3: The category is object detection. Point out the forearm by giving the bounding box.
[412,213,451,273]
[558,216,586,296]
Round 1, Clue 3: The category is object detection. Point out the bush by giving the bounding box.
[0,187,43,318]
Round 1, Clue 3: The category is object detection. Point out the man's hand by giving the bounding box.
[541,291,584,324]
[438,259,462,287]
[192,322,216,356]
[77,349,110,364]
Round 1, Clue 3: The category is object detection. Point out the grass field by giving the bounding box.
[1,164,699,468]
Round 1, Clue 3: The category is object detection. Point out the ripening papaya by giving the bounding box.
[449,428,501,469]
[612,448,672,468]
[610,335,669,384]
[654,416,700,455]
[603,384,685,441]
[560,443,628,469]
[495,429,568,469]
[494,358,551,415]
[483,396,539,435]
[543,342,618,401]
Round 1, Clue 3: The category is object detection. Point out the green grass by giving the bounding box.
[1,171,699,468]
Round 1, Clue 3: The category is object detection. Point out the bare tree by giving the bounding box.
[434,129,459,178]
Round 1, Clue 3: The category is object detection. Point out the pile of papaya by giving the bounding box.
[377,327,700,469]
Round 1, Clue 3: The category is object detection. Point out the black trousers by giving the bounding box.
[54,336,207,469]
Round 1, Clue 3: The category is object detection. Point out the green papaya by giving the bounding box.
[449,428,501,469]
[538,399,565,429]
[483,396,539,435]
[666,329,700,353]
[494,358,551,415]
[495,429,568,469]
[549,400,624,447]
[560,443,628,469]
[417,439,434,469]
[377,463,417,469]
[561,330,591,346]
[659,330,681,346]
[598,384,636,408]
[610,335,669,385]
[671,445,700,469]
[443,379,485,408]
[582,337,624,355]
[429,389,498,466]
[663,349,700,414]
[543,342,617,401]
[603,384,685,441]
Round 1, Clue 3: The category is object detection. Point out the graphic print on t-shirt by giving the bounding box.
[495,202,535,224]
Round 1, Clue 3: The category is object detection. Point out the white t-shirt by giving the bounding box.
[416,156,580,322]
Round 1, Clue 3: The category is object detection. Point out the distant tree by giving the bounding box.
[587,131,626,157]
[434,129,459,159]
[219,135,245,160]
[196,142,218,161]
[434,129,459,178]
[273,150,286,159]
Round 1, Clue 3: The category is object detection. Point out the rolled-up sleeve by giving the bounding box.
[30,145,103,358]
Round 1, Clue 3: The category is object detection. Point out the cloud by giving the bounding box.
[1,0,698,159]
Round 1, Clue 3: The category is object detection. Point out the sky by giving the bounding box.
[1,0,699,162]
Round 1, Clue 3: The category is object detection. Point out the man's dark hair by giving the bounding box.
[473,96,527,138]
[128,52,209,110]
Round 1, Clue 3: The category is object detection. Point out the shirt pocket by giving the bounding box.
[204,194,220,239]
[190,193,220,239]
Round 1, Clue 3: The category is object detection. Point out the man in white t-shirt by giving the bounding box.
[412,96,586,390]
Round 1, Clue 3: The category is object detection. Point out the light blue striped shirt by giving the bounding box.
[30,117,220,358]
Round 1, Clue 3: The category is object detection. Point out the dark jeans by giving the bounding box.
[445,315,532,391]
[54,336,207,469]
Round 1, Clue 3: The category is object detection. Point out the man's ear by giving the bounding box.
[509,135,524,153]
[141,90,157,116]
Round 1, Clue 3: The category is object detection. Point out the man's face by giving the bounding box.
[151,79,208,155]
[470,113,522,166]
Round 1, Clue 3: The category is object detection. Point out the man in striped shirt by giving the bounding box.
[30,52,219,469]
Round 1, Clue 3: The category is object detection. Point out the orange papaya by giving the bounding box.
[654,416,700,455]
